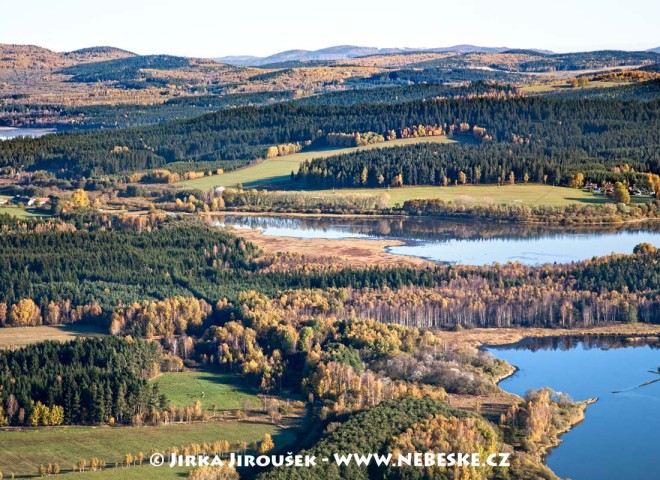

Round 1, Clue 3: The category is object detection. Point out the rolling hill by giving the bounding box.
[215,44,520,66]
[0,42,656,114]
[0,44,135,70]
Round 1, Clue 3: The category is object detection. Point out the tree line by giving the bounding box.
[295,82,522,106]
[294,140,658,189]
[401,198,660,224]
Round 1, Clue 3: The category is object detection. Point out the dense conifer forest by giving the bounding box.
[295,141,657,188]
[1,97,657,180]
[0,337,164,425]
[0,214,257,308]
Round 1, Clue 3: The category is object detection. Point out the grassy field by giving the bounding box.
[0,421,293,476]
[310,183,620,208]
[0,205,47,218]
[58,464,190,479]
[0,324,106,349]
[178,136,458,190]
[155,371,263,412]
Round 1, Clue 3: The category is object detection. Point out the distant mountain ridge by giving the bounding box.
[217,45,419,66]
[216,44,554,66]
[0,43,136,70]
[68,46,135,56]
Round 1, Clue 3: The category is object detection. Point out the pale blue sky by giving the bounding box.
[1,0,658,57]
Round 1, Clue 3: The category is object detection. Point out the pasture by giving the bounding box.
[177,136,458,190]
[58,464,191,479]
[0,421,292,476]
[0,324,106,349]
[0,205,47,218]
[155,371,263,412]
[310,183,617,208]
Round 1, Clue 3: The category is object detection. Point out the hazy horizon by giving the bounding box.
[3,40,658,60]
[214,43,659,59]
[1,0,658,58]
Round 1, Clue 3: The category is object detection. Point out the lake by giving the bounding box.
[0,127,56,140]
[215,215,660,265]
[487,336,660,480]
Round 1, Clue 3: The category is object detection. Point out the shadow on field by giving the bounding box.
[195,372,259,399]
[58,323,107,335]
[565,196,607,204]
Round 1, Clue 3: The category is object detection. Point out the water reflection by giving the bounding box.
[488,336,660,480]
[215,214,660,265]
[489,334,660,352]
[0,127,56,140]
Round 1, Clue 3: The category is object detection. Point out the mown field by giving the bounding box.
[0,324,106,349]
[155,371,263,412]
[0,421,293,477]
[177,136,459,190]
[310,183,619,208]
[58,464,191,479]
[0,205,46,218]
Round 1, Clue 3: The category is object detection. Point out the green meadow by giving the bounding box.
[178,136,458,190]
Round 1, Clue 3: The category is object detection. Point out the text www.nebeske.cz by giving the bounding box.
[157,452,511,468]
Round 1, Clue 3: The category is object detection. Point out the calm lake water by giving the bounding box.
[216,215,660,265]
[0,127,56,140]
[487,337,660,480]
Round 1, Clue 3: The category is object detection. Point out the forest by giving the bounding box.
[257,397,500,480]
[1,97,657,178]
[295,141,658,189]
[545,79,660,101]
[58,55,194,84]
[1,214,657,333]
[348,67,527,87]
[394,50,659,73]
[0,213,258,308]
[0,289,585,479]
[0,337,164,425]
[295,82,521,106]
[256,392,577,480]
[8,80,657,131]
[0,91,299,130]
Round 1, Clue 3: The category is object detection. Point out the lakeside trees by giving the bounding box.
[402,198,660,224]
[185,252,658,401]
[0,216,257,309]
[256,397,479,480]
[388,414,501,480]
[256,396,556,480]
[0,215,657,331]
